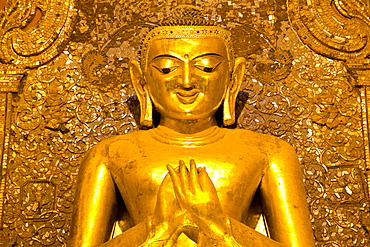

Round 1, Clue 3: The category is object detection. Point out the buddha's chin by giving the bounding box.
[165,111,217,123]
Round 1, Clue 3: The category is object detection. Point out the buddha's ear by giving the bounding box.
[223,57,246,126]
[129,60,153,127]
[129,59,145,95]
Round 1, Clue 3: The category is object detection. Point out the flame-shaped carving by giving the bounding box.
[288,0,370,61]
[0,0,76,68]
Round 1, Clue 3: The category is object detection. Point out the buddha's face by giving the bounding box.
[145,37,229,121]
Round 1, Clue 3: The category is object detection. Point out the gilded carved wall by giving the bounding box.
[0,0,369,246]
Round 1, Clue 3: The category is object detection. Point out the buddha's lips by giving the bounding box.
[176,91,200,104]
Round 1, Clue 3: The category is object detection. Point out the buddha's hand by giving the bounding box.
[141,173,185,247]
[167,160,239,245]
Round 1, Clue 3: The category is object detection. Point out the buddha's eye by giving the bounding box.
[152,65,179,74]
[193,55,224,73]
[194,63,221,73]
[194,63,220,73]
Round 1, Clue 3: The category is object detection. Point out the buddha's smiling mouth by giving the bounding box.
[176,91,200,104]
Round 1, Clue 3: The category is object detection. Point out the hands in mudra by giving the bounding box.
[141,160,239,246]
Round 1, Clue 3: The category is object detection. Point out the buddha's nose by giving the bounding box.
[181,62,194,90]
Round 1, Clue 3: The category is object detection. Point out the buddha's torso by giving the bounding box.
[102,126,270,245]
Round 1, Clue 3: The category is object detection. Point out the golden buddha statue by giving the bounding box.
[68,5,315,247]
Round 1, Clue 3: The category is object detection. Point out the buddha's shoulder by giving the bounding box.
[225,128,296,155]
[225,128,281,143]
[84,130,149,157]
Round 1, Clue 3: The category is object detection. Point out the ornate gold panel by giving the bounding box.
[288,1,370,244]
[0,0,76,67]
[0,0,369,246]
[288,0,370,61]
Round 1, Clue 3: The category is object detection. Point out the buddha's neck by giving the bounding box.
[159,116,218,134]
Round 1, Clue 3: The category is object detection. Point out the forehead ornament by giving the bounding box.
[140,26,235,71]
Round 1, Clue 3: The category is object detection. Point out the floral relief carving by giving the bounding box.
[0,0,368,246]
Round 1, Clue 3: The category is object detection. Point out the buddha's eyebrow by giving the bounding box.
[152,54,180,60]
[192,53,224,60]
[152,53,224,61]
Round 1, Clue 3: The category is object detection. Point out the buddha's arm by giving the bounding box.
[68,146,121,246]
[197,218,282,247]
[69,146,150,246]
[260,140,315,246]
[69,145,186,247]
[100,174,187,247]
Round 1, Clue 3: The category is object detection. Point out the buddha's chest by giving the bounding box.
[108,137,268,222]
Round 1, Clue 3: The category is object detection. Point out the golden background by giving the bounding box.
[1,0,370,246]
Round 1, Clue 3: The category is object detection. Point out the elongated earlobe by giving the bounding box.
[141,89,153,127]
[223,89,234,126]
[223,57,246,126]
[129,60,153,127]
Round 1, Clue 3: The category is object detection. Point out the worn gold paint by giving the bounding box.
[69,18,315,246]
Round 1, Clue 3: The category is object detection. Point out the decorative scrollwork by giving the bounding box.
[287,0,370,61]
[1,1,369,246]
[0,0,77,68]
[20,181,57,221]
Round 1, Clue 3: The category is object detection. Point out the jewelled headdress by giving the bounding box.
[140,5,235,71]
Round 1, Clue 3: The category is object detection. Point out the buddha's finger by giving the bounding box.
[199,168,217,193]
[198,167,206,191]
[167,164,185,200]
[159,173,171,191]
[179,160,190,191]
[189,159,200,192]
[178,159,185,167]
[158,173,177,204]
[162,174,177,195]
